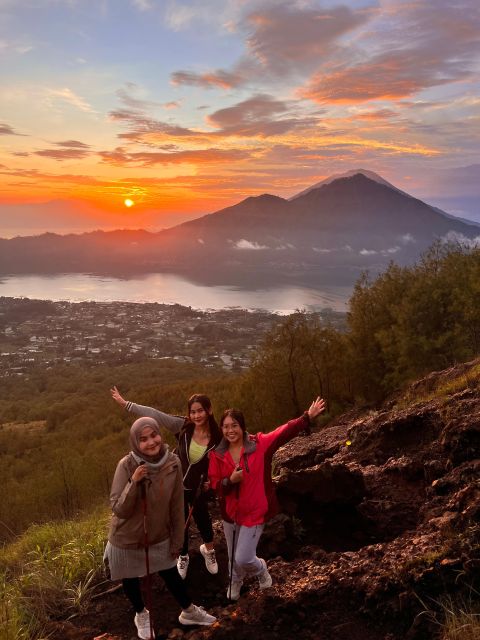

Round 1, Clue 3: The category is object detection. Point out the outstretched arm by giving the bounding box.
[110,385,184,435]
[261,396,326,454]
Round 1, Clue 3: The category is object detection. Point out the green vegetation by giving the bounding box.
[348,242,480,401]
[0,510,108,640]
[238,243,480,430]
[0,359,235,539]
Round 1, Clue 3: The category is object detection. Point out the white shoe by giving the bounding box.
[257,558,272,589]
[177,554,189,579]
[200,544,219,574]
[226,579,243,601]
[134,609,153,639]
[178,604,217,626]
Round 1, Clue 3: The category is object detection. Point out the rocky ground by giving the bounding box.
[53,359,480,640]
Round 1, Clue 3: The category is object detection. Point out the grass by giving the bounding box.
[395,363,480,410]
[423,590,480,640]
[0,507,109,640]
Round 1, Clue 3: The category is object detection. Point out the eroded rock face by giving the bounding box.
[216,358,480,639]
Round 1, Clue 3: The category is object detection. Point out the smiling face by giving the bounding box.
[138,426,162,457]
[189,401,210,428]
[221,415,244,446]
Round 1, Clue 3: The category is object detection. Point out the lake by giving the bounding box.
[0,273,350,313]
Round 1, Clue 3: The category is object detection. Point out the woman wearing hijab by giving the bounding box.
[104,417,216,639]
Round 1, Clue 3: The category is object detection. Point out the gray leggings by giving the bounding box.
[223,521,264,583]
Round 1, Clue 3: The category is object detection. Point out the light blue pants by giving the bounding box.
[223,521,264,583]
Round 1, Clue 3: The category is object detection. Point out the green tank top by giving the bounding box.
[189,439,207,464]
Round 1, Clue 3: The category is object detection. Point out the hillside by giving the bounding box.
[1,172,478,287]
[40,358,480,640]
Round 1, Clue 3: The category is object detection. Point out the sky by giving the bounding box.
[1,0,479,236]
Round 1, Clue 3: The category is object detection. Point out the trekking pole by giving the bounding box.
[228,522,237,600]
[140,480,155,640]
[228,472,241,600]
[184,473,205,531]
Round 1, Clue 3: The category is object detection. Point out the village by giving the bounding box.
[0,297,346,378]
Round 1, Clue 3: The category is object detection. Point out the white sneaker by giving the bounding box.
[134,609,153,639]
[226,579,243,601]
[199,544,219,574]
[178,604,217,626]
[177,554,189,579]
[257,558,272,589]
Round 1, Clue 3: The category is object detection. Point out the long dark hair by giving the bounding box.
[220,408,246,432]
[187,393,221,443]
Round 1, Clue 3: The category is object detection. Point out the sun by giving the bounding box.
[124,198,135,208]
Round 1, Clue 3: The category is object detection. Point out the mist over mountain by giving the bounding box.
[1,172,479,288]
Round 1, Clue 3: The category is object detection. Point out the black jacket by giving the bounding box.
[176,420,222,491]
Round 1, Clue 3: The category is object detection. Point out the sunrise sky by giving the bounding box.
[1,0,479,236]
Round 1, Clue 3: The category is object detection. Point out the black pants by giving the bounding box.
[181,490,214,555]
[122,566,192,613]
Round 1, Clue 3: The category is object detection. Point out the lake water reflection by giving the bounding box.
[0,273,350,313]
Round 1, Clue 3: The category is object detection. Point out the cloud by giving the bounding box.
[0,123,24,136]
[171,69,244,90]
[109,108,202,142]
[381,246,401,255]
[353,109,398,121]
[53,140,90,149]
[34,148,91,160]
[98,147,250,167]
[110,94,317,145]
[243,4,368,76]
[360,249,377,255]
[441,230,480,248]
[233,239,269,250]
[163,0,243,32]
[132,0,153,10]
[207,94,316,137]
[48,88,95,113]
[116,86,166,111]
[169,3,369,89]
[301,1,480,104]
[32,140,92,161]
[163,101,181,109]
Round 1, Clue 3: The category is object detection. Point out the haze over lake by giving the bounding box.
[0,273,350,314]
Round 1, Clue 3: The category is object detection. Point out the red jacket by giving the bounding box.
[208,415,310,527]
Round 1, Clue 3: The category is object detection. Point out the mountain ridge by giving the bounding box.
[1,172,478,287]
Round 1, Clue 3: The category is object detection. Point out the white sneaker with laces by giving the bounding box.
[134,608,153,640]
[178,604,217,626]
[199,544,219,574]
[257,558,272,589]
[226,579,243,601]
[177,554,189,579]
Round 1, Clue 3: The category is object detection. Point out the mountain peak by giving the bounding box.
[290,168,404,200]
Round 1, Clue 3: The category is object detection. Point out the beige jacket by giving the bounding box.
[108,449,184,552]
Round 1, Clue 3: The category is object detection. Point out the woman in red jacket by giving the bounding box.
[208,397,325,601]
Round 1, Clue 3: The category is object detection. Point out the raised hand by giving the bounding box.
[110,385,127,408]
[307,397,326,420]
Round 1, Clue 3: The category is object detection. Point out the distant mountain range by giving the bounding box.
[1,171,479,288]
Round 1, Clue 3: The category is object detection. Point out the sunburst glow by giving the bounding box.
[124,199,135,208]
